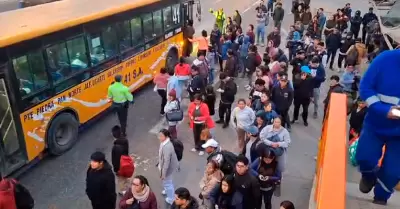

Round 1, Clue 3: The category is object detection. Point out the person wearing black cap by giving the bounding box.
[271,72,293,130]
[350,10,363,39]
[325,28,341,70]
[361,7,378,44]
[108,75,134,137]
[290,49,307,77]
[292,66,314,126]
[216,72,237,128]
[86,151,116,209]
[323,75,343,119]
[309,56,326,119]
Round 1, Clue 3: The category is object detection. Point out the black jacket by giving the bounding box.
[326,33,342,50]
[339,38,355,53]
[111,138,129,173]
[205,92,216,115]
[362,12,378,26]
[349,107,367,133]
[241,137,262,163]
[224,56,237,77]
[246,52,258,72]
[290,57,308,76]
[234,172,260,209]
[267,32,281,47]
[220,78,237,104]
[293,76,314,100]
[170,196,199,209]
[86,161,116,209]
[271,84,294,111]
[324,84,343,105]
[350,15,362,31]
[188,74,205,94]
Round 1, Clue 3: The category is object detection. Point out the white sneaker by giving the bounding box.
[161,190,166,195]
[199,151,204,156]
[191,148,197,152]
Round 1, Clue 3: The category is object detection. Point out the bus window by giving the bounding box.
[130,17,144,47]
[67,36,89,71]
[153,10,163,36]
[117,20,132,51]
[46,43,71,82]
[13,51,49,97]
[163,6,173,31]
[172,4,181,26]
[101,25,119,58]
[142,13,154,42]
[87,33,106,65]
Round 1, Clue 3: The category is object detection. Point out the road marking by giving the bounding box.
[148,99,189,134]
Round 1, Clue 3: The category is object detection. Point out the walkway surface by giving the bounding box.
[7,0,399,209]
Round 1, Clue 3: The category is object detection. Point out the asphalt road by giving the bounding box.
[13,0,369,209]
[0,0,18,13]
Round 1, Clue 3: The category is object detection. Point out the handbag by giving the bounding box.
[166,100,184,122]
[267,132,284,156]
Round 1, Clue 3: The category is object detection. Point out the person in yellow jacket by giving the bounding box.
[209,8,226,32]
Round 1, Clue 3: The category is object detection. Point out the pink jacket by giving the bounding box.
[153,73,170,89]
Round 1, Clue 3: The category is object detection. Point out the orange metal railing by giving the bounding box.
[313,93,347,209]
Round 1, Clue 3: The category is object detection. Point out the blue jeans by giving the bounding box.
[256,25,265,44]
[163,175,175,204]
[208,68,215,84]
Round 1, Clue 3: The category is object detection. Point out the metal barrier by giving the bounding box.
[310,93,347,209]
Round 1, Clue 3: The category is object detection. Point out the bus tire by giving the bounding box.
[46,113,79,156]
[165,47,179,74]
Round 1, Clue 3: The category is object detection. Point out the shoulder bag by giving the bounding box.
[166,100,184,122]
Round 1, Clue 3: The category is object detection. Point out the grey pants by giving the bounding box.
[313,88,320,114]
[276,150,287,173]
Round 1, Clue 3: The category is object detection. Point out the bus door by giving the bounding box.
[182,2,193,24]
[0,66,26,176]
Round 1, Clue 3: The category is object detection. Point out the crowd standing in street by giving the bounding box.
[5,1,399,209]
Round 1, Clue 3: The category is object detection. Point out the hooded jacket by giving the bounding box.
[267,32,281,47]
[111,138,129,173]
[220,78,237,104]
[199,169,224,198]
[86,161,116,209]
[221,40,232,60]
[171,196,200,209]
[350,14,363,31]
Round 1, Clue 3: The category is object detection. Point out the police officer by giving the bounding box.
[108,75,133,136]
[210,8,226,32]
[292,66,314,126]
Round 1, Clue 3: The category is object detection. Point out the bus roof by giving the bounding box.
[0,0,160,48]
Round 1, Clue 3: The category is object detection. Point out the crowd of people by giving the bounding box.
[1,0,399,209]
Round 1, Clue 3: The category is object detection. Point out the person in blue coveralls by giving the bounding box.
[356,49,400,205]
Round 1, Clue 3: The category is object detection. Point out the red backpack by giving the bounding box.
[118,155,135,178]
[0,179,17,209]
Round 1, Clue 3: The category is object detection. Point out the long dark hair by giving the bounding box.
[134,175,149,186]
[220,175,235,194]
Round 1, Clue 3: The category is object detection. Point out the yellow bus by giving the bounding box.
[0,0,198,176]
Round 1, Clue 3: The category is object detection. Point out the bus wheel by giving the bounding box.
[47,113,79,156]
[165,47,179,74]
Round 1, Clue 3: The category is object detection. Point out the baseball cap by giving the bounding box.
[280,75,288,81]
[202,139,219,149]
[243,125,259,135]
[301,66,311,74]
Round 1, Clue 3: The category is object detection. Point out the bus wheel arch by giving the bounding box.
[165,47,179,74]
[46,109,79,156]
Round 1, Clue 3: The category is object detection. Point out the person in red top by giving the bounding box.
[187,94,215,156]
[174,57,191,76]
[246,24,255,44]
[0,178,17,209]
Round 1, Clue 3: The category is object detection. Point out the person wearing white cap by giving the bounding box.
[203,139,237,176]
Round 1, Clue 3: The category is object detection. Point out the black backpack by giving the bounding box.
[171,139,184,161]
[13,180,34,209]
[214,150,238,175]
